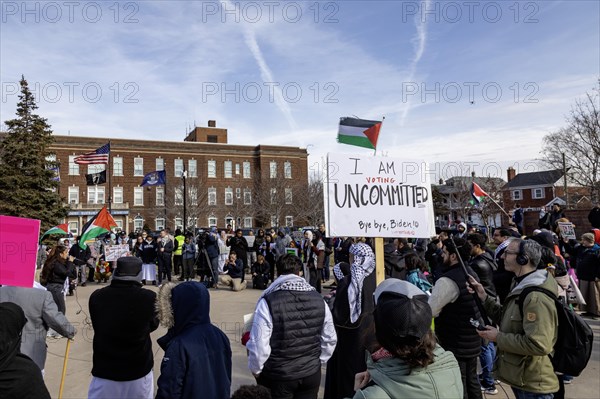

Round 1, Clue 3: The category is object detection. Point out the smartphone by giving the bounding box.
[469,318,487,331]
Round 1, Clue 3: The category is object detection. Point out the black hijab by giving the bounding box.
[0,302,26,371]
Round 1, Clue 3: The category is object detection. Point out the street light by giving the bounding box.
[182,167,187,235]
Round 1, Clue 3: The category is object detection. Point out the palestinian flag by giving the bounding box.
[337,117,382,150]
[79,206,117,248]
[40,223,69,241]
[470,182,489,205]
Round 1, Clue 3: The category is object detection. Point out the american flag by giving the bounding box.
[74,143,110,165]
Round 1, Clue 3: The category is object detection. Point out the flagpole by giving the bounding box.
[487,196,511,219]
[374,116,385,156]
[108,140,112,214]
[164,165,167,226]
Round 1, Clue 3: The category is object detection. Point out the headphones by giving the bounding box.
[516,240,529,266]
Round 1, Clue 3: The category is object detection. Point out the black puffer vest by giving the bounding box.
[435,266,482,359]
[261,289,326,380]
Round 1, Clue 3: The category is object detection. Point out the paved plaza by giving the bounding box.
[43,279,600,399]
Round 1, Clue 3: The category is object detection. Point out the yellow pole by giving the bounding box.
[374,237,385,285]
[58,339,72,399]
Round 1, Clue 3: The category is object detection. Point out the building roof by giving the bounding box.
[504,169,564,189]
[435,176,506,194]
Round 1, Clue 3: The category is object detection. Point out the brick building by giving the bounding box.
[48,121,309,234]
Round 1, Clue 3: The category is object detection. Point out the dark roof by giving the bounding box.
[434,176,506,194]
[504,169,564,189]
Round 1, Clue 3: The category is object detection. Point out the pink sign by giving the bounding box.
[0,215,40,287]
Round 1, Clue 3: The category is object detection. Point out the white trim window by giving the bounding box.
[113,187,123,204]
[68,155,79,175]
[87,164,105,175]
[156,158,164,171]
[270,161,277,178]
[134,157,144,176]
[188,159,197,178]
[243,189,252,205]
[175,187,183,206]
[270,215,278,227]
[270,188,277,204]
[113,157,123,176]
[284,161,292,179]
[511,189,522,201]
[134,187,144,206]
[156,186,164,206]
[208,216,217,227]
[224,161,232,178]
[87,186,105,204]
[208,187,217,206]
[285,216,294,227]
[174,159,184,178]
[155,217,165,231]
[285,188,293,204]
[189,187,198,206]
[174,217,183,231]
[134,215,144,231]
[208,160,216,178]
[243,162,251,178]
[68,221,79,234]
[244,217,253,228]
[532,188,545,199]
[68,186,79,204]
[225,188,233,205]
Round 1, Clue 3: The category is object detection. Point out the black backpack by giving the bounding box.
[518,286,593,376]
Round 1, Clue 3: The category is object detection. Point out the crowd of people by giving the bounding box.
[1,207,599,399]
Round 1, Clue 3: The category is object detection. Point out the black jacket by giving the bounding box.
[589,207,600,229]
[89,279,159,381]
[469,252,497,298]
[46,259,77,285]
[69,245,91,266]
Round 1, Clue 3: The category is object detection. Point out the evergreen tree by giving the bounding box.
[0,76,69,231]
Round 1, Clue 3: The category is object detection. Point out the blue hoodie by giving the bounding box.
[156,282,232,399]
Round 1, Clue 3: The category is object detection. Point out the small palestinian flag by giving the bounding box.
[337,117,383,150]
[40,223,69,241]
[470,182,489,205]
[79,206,117,248]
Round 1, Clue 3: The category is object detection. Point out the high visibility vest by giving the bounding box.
[174,235,185,255]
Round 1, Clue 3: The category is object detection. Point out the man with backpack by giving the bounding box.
[468,238,559,399]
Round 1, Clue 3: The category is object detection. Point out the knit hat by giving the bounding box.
[373,279,432,344]
[114,256,142,278]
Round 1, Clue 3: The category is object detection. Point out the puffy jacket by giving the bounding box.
[352,346,463,399]
[483,270,559,394]
[565,243,600,281]
[469,252,497,298]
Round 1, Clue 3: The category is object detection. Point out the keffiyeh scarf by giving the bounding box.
[348,243,375,323]
[260,273,315,299]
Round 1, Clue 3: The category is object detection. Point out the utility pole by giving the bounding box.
[182,166,187,235]
[562,153,569,208]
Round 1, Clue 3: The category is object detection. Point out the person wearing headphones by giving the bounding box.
[468,238,559,399]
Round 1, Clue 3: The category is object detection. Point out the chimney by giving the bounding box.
[471,171,476,178]
[439,178,444,185]
[507,167,516,182]
[208,120,216,128]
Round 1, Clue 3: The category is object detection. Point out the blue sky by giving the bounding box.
[1,0,598,180]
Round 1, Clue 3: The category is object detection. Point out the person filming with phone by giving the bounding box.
[467,238,558,399]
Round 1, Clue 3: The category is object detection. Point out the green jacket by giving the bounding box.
[351,345,463,399]
[483,269,559,394]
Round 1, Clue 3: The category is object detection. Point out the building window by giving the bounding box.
[134,215,144,231]
[532,188,545,199]
[87,186,105,204]
[208,187,217,206]
[235,164,240,175]
[225,188,233,205]
[174,159,183,177]
[285,188,293,204]
[243,162,251,179]
[68,221,79,235]
[284,161,292,179]
[87,164,105,175]
[68,155,79,175]
[113,157,123,176]
[156,186,164,206]
[208,216,217,227]
[244,217,253,228]
[188,160,197,178]
[68,186,79,204]
[134,157,144,176]
[285,216,294,227]
[243,189,252,205]
[224,161,232,178]
[236,187,241,199]
[134,187,143,206]
[270,161,277,178]
[225,215,234,228]
[270,188,277,204]
[188,217,198,228]
[207,135,218,143]
[189,187,198,206]
[115,219,123,229]
[208,160,216,178]
[113,187,123,204]
[156,158,164,171]
[511,190,522,200]
[174,217,183,231]
[156,217,165,231]
[175,187,183,205]
[270,215,278,227]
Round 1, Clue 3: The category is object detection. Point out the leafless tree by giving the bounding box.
[542,82,600,203]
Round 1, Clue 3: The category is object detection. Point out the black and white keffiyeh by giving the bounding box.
[260,273,315,299]
[348,243,375,323]
[333,263,345,281]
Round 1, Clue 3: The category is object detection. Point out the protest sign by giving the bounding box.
[0,215,40,287]
[105,244,131,261]
[286,248,299,256]
[558,222,576,240]
[325,153,436,238]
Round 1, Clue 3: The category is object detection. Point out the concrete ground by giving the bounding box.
[44,278,600,399]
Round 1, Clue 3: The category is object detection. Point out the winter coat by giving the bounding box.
[352,346,463,399]
[588,206,600,229]
[45,259,77,285]
[406,269,432,292]
[469,252,497,298]
[483,270,559,394]
[156,282,232,399]
[565,243,600,281]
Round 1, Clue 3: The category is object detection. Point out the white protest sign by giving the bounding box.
[558,222,576,240]
[325,153,436,238]
[105,244,131,261]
